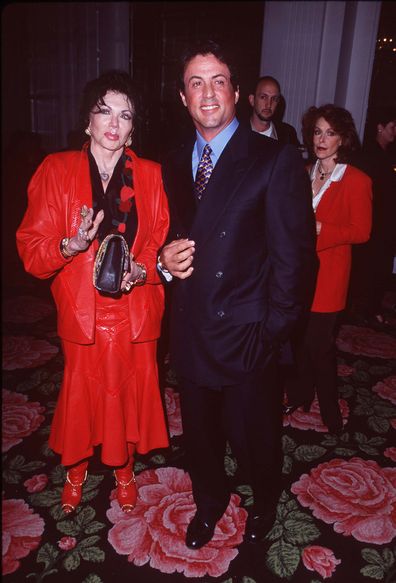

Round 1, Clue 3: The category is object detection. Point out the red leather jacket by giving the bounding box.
[16,147,169,344]
[312,164,372,312]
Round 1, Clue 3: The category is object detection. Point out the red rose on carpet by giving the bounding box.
[283,397,349,432]
[2,499,45,575]
[336,325,396,359]
[384,447,396,462]
[2,335,58,370]
[291,457,396,544]
[2,296,54,324]
[165,387,183,437]
[58,536,77,550]
[302,545,341,579]
[337,364,355,377]
[24,474,48,493]
[373,376,396,405]
[107,467,247,578]
[2,389,45,452]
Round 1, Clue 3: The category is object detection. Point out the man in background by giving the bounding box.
[249,75,299,146]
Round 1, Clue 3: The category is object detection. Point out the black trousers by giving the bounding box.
[285,311,342,429]
[179,357,282,524]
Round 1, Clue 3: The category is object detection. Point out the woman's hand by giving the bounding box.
[66,206,104,255]
[121,256,146,292]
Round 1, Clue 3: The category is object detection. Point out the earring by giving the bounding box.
[125,135,132,147]
[85,127,91,136]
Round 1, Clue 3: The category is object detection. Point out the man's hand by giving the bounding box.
[159,238,195,279]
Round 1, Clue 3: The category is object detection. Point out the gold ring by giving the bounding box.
[80,208,88,218]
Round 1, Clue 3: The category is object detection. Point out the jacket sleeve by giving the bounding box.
[317,174,372,252]
[261,145,317,348]
[133,165,170,285]
[16,155,72,279]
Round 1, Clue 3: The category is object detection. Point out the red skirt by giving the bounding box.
[49,292,169,467]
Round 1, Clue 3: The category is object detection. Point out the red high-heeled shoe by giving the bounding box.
[61,461,88,514]
[114,447,137,513]
[114,470,137,513]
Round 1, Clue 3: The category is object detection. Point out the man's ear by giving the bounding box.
[179,90,187,107]
[248,94,254,107]
[234,86,240,105]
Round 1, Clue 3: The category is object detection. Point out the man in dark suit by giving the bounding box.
[249,76,300,146]
[159,40,315,550]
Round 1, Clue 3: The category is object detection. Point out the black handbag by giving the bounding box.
[93,233,130,294]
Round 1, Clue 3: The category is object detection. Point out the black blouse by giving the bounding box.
[88,149,138,249]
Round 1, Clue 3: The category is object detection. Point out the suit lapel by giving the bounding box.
[190,125,256,244]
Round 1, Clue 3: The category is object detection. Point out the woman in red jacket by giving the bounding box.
[285,104,372,433]
[16,71,169,514]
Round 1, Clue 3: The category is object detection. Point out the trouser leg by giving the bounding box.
[222,359,282,515]
[306,312,342,430]
[179,380,230,523]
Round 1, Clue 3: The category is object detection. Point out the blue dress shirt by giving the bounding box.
[192,117,239,179]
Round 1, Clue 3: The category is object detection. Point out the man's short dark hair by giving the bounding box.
[178,39,239,92]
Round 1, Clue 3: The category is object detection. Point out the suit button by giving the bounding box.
[215,271,223,279]
[219,231,226,238]
[217,310,225,318]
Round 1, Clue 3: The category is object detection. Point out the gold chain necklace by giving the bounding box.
[318,164,333,180]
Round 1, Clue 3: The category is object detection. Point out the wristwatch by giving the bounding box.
[60,237,77,259]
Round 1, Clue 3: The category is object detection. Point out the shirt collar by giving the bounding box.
[311,160,347,182]
[196,117,239,163]
[251,120,277,140]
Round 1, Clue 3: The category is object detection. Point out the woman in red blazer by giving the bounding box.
[17,71,169,514]
[285,104,372,433]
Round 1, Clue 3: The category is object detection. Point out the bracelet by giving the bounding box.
[60,237,75,259]
[157,254,169,273]
[131,262,147,286]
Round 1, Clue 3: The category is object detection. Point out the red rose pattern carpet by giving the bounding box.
[2,283,396,583]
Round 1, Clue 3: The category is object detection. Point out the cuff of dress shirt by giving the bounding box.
[157,256,173,282]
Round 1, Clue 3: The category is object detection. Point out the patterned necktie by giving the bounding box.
[194,144,213,200]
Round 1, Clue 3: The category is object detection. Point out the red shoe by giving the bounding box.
[114,468,137,514]
[61,461,88,514]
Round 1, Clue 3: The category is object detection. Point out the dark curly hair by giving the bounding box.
[79,70,140,129]
[302,104,360,163]
[365,105,396,140]
[178,39,239,93]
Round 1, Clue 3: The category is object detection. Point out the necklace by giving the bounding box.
[99,171,110,181]
[318,164,333,180]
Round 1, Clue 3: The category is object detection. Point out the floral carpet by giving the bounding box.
[2,279,396,583]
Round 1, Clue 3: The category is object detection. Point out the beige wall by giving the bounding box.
[260,1,381,141]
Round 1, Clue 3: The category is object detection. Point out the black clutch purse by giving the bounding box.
[93,233,130,294]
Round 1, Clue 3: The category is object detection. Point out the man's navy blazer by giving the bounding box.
[162,123,316,386]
